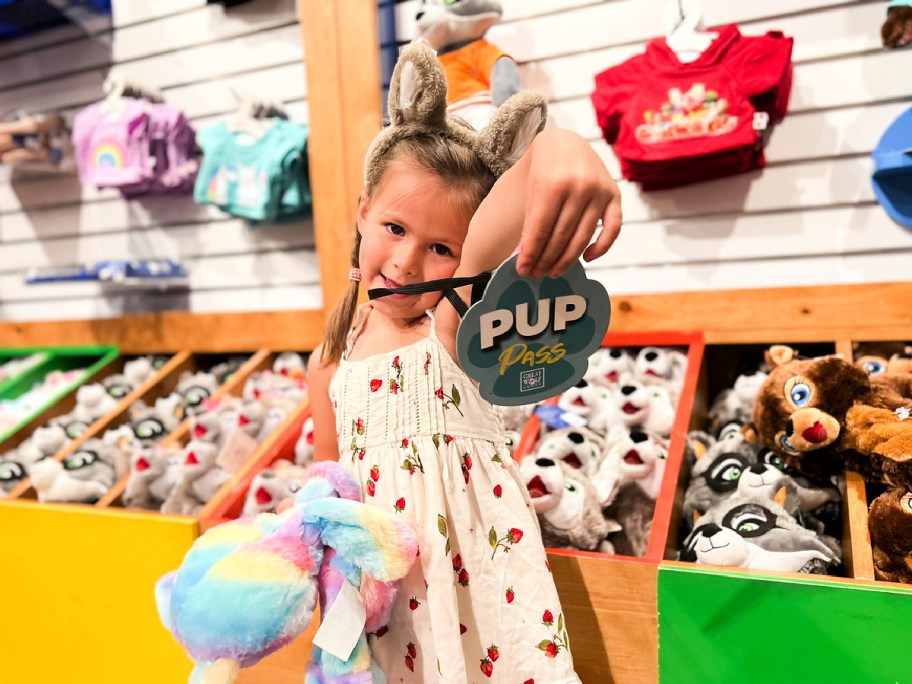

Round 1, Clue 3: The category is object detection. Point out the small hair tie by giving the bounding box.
[349,268,362,283]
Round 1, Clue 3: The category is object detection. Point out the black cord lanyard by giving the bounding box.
[367,272,493,318]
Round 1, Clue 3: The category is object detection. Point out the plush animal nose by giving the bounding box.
[535,458,556,468]
[567,432,584,444]
[748,464,767,474]
[645,351,658,361]
[415,10,424,20]
[575,379,588,388]
[621,385,636,395]
[785,418,794,437]
[802,422,828,444]
[700,523,722,538]
[630,431,648,443]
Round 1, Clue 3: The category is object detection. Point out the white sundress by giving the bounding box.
[329,305,581,684]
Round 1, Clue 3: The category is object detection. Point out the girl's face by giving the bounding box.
[357,159,474,324]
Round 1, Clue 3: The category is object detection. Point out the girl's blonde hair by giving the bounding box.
[321,135,496,365]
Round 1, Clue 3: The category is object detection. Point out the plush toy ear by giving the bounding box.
[692,510,701,527]
[301,498,418,582]
[387,40,448,128]
[765,345,798,370]
[773,486,788,508]
[741,422,760,444]
[477,90,547,172]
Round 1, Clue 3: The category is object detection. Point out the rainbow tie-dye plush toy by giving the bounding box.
[155,461,418,684]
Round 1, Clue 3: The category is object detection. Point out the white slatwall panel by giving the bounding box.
[396,0,912,295]
[0,0,318,322]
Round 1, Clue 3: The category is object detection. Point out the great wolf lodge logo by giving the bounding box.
[635,83,738,143]
[521,368,545,393]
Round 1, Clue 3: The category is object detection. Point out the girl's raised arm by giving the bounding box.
[435,127,621,357]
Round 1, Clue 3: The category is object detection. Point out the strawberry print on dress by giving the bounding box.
[330,305,580,683]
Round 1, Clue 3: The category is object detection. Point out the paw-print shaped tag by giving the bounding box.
[456,255,610,406]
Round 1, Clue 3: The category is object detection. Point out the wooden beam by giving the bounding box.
[608,281,912,343]
[0,309,325,353]
[299,0,382,321]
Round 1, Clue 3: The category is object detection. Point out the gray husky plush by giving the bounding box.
[681,489,841,574]
[520,455,617,552]
[29,438,117,503]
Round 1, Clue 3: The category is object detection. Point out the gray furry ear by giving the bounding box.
[477,91,547,176]
[388,40,448,127]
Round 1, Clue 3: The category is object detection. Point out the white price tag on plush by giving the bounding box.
[312,579,366,661]
[215,427,258,473]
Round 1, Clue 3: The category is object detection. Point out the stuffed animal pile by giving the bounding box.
[0,352,48,383]
[156,461,418,683]
[742,341,912,584]
[518,346,687,556]
[0,354,169,499]
[680,341,912,577]
[123,353,309,515]
[0,367,87,439]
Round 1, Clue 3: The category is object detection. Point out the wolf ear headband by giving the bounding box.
[364,39,547,187]
[365,39,547,310]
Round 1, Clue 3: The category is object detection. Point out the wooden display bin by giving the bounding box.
[0,349,313,684]
[513,331,704,684]
[657,339,912,684]
[0,345,119,446]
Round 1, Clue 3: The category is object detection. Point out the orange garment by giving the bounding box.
[438,39,508,104]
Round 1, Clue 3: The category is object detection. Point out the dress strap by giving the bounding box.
[425,308,439,342]
[344,304,372,360]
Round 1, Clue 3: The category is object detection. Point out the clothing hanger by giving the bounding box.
[663,0,718,64]
[100,71,163,116]
[225,87,277,138]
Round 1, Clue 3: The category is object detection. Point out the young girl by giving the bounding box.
[306,41,621,683]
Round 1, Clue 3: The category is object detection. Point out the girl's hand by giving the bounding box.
[515,128,622,279]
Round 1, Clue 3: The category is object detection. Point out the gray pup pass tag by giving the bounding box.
[456,255,611,406]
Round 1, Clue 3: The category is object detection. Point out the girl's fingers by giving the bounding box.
[531,194,588,279]
[549,204,605,277]
[583,194,623,263]
[517,186,562,276]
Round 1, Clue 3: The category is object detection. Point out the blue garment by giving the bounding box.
[194,119,311,223]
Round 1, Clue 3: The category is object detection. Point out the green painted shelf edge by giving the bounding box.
[0,345,120,442]
[657,563,912,683]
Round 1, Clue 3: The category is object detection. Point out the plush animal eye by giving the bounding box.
[784,376,814,408]
[863,360,885,376]
[790,384,810,406]
[0,462,25,480]
[133,418,165,441]
[288,483,301,494]
[759,449,787,471]
[107,383,131,398]
[722,503,776,538]
[902,492,912,514]
[564,481,580,494]
[65,450,98,470]
[718,423,741,441]
[708,454,748,492]
[64,421,89,439]
[182,385,211,407]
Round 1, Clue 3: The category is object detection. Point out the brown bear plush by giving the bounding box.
[852,341,912,377]
[868,487,912,584]
[748,345,912,484]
